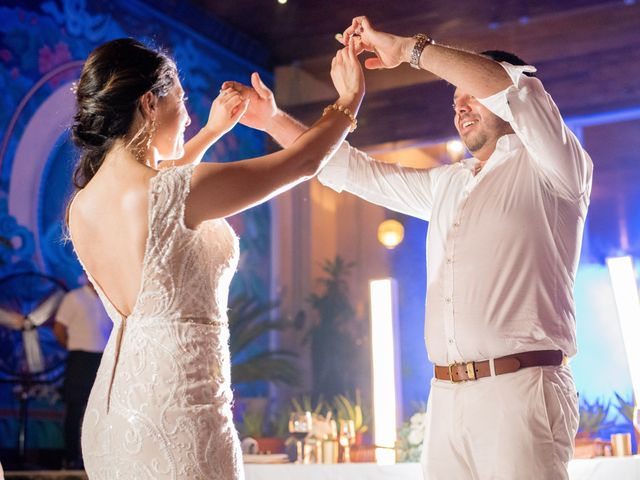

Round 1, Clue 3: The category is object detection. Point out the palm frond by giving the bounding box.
[333,392,369,433]
[231,350,301,386]
[578,396,616,434]
[290,394,329,415]
[228,295,278,339]
[230,318,292,357]
[228,295,301,388]
[614,392,635,424]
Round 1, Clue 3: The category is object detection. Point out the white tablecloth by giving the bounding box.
[568,456,640,479]
[245,457,640,480]
[245,463,422,480]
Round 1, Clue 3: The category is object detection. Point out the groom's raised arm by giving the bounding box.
[223,72,438,220]
[222,73,306,148]
[340,16,512,98]
[317,142,438,221]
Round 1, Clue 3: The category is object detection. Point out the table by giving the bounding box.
[245,457,640,480]
[568,456,640,479]
[245,463,422,480]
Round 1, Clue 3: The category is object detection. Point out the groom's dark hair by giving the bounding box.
[481,50,536,77]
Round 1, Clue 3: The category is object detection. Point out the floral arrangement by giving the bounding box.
[396,409,427,462]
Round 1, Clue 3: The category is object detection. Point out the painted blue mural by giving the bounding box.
[0,0,272,291]
[0,0,274,457]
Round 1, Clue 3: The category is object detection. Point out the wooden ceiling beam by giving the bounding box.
[285,43,640,148]
[276,3,640,110]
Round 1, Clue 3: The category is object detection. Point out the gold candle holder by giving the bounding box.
[338,419,355,463]
[611,433,632,457]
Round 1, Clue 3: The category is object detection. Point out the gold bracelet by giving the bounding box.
[322,103,357,133]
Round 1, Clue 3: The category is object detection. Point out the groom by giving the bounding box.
[225,16,592,479]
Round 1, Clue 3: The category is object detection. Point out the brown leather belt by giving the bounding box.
[434,350,564,383]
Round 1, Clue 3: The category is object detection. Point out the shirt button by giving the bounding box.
[446,257,453,264]
[448,338,454,344]
[454,221,461,227]
[445,297,452,303]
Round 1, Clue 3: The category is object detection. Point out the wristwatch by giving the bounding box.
[410,33,434,69]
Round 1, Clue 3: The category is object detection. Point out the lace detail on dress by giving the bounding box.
[78,165,243,479]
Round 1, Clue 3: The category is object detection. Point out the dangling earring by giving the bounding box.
[146,118,156,151]
[133,118,156,165]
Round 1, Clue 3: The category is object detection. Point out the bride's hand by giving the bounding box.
[221,73,277,132]
[338,16,408,70]
[330,42,365,111]
[203,88,249,136]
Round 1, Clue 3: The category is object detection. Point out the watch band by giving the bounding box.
[410,33,434,69]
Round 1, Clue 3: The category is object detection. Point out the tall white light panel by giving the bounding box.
[369,278,400,464]
[606,256,640,402]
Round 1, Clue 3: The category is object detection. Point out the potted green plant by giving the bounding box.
[578,397,615,438]
[333,392,369,444]
[290,394,330,416]
[333,391,373,462]
[614,392,635,425]
[258,405,291,454]
[614,392,638,453]
[306,256,369,399]
[575,396,616,458]
[229,294,301,454]
[238,409,265,440]
[229,294,301,388]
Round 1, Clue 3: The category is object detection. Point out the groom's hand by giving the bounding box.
[337,16,412,70]
[221,72,277,131]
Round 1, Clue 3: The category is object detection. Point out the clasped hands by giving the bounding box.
[216,16,403,132]
[336,16,408,70]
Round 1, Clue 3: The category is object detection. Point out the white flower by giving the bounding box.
[407,427,425,445]
[397,408,427,462]
[409,412,425,429]
[407,412,426,445]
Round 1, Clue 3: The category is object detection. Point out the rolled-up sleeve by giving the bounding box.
[478,62,593,202]
[318,141,438,221]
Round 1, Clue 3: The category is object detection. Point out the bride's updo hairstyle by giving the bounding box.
[71,38,177,188]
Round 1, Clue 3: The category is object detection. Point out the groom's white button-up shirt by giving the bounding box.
[318,63,593,366]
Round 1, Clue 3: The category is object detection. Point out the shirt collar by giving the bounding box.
[460,134,523,176]
[482,134,524,175]
[495,133,523,153]
[460,157,480,173]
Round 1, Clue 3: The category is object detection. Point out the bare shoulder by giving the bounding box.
[70,164,156,238]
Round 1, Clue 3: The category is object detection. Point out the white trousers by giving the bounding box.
[420,365,579,480]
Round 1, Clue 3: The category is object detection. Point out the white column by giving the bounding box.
[606,256,640,402]
[369,278,402,464]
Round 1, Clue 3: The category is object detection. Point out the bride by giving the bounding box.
[66,38,364,479]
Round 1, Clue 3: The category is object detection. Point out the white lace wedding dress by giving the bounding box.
[74,165,243,479]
